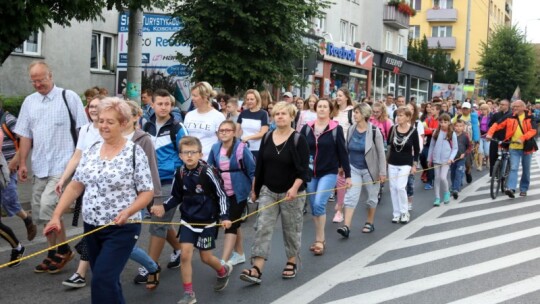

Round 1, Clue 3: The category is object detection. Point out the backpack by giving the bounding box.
[347,109,353,125]
[346,125,378,147]
[177,161,226,208]
[144,120,185,152]
[214,141,253,180]
[262,131,302,148]
[0,111,18,151]
[303,125,338,144]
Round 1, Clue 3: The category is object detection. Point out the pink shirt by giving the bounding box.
[219,147,234,196]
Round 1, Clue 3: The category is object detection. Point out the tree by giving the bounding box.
[445,58,460,84]
[431,43,447,82]
[0,0,160,64]
[477,25,537,100]
[170,0,330,94]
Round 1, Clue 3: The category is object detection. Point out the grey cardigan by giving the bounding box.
[347,122,387,181]
[132,129,162,205]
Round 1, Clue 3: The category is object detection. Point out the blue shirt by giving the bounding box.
[348,129,368,170]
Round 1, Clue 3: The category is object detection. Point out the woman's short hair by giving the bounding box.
[98,97,132,124]
[353,102,372,122]
[314,98,334,115]
[179,136,203,152]
[394,106,412,119]
[271,101,297,119]
[191,81,217,102]
[244,89,262,109]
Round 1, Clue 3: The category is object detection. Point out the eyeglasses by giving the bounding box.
[88,105,99,109]
[29,77,49,85]
[179,151,200,156]
[218,129,234,134]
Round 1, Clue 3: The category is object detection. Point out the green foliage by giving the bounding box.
[477,25,537,100]
[408,36,459,83]
[141,70,177,93]
[0,95,26,117]
[170,0,330,94]
[0,0,161,64]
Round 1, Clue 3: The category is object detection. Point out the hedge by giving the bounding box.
[0,96,25,117]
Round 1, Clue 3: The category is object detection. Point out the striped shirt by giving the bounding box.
[0,111,18,161]
[14,85,88,177]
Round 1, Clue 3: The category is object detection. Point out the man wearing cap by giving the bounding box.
[452,101,480,183]
[283,92,293,104]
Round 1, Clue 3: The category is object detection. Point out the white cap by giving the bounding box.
[283,92,293,98]
[462,102,471,109]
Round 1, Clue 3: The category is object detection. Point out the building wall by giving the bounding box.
[409,0,511,73]
[0,9,120,97]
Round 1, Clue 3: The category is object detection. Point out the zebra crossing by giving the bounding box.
[274,153,540,304]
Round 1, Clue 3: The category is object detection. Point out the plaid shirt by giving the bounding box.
[14,85,88,177]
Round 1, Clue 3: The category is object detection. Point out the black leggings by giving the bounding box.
[224,196,247,235]
[0,219,19,248]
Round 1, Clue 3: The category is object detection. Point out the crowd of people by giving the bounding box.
[0,60,538,304]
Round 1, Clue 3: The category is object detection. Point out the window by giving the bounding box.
[340,20,348,43]
[410,0,422,10]
[410,77,429,103]
[432,26,453,37]
[13,31,42,56]
[434,0,453,9]
[349,23,358,45]
[397,35,404,56]
[385,31,393,52]
[91,32,114,71]
[314,13,326,32]
[409,25,420,39]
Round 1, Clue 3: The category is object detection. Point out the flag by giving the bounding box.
[511,86,521,101]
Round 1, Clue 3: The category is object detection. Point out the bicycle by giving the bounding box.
[489,140,517,199]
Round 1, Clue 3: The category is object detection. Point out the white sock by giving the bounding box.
[15,243,22,251]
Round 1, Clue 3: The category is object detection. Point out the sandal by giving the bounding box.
[282,262,297,279]
[146,265,161,290]
[362,222,375,233]
[34,257,53,273]
[240,265,262,284]
[48,250,75,274]
[312,241,325,256]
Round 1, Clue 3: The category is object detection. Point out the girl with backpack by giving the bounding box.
[428,113,458,206]
[478,104,492,170]
[207,120,256,267]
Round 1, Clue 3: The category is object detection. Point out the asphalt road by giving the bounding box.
[1,152,539,304]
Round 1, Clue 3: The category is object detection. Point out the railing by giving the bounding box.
[383,5,410,30]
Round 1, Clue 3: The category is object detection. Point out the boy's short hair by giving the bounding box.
[454,119,465,125]
[227,98,238,106]
[179,136,202,152]
[152,89,173,104]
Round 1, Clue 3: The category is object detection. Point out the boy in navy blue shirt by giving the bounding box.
[153,136,231,304]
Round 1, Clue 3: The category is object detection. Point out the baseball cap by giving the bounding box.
[283,92,293,98]
[462,102,472,109]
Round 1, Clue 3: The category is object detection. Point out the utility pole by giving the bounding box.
[127,9,143,104]
[463,0,472,100]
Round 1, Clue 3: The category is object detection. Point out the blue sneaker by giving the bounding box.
[424,183,433,190]
[443,192,451,204]
[433,198,441,207]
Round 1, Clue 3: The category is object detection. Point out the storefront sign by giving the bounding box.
[322,41,373,70]
[381,53,404,74]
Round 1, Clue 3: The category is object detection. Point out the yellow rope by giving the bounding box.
[0,163,447,269]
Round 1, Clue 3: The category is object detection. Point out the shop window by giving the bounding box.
[349,23,358,45]
[340,20,348,43]
[13,31,42,56]
[431,26,452,38]
[410,77,429,103]
[91,32,114,71]
[409,25,420,39]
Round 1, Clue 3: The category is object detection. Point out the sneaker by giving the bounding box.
[328,193,336,202]
[228,252,245,266]
[134,267,149,284]
[505,189,515,199]
[9,246,25,268]
[214,263,233,291]
[332,211,344,223]
[177,292,197,304]
[424,183,433,190]
[337,225,350,238]
[520,192,527,197]
[452,190,459,199]
[62,273,86,288]
[466,173,472,184]
[47,250,75,274]
[167,250,181,269]
[408,203,413,211]
[26,221,37,241]
[433,198,441,207]
[443,192,451,204]
[400,213,410,224]
[392,216,400,223]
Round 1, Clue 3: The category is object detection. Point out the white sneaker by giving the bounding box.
[400,213,410,224]
[227,252,246,266]
[408,203,413,211]
[392,216,400,223]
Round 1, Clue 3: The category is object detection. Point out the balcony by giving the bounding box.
[427,37,456,49]
[426,8,458,22]
[383,5,410,30]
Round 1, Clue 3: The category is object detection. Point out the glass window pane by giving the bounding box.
[102,36,113,70]
[25,32,38,53]
[419,79,429,91]
[91,34,99,69]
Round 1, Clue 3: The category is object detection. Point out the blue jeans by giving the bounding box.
[130,246,158,273]
[307,174,338,216]
[0,172,22,216]
[85,223,141,304]
[420,146,434,184]
[508,149,532,192]
[450,158,466,192]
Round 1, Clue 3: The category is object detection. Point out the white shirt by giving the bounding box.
[76,123,102,152]
[334,106,354,139]
[14,86,88,177]
[183,108,225,160]
[73,141,153,226]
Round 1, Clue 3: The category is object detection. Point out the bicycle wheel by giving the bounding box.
[490,160,501,199]
[500,158,511,193]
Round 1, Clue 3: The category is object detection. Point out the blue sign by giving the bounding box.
[167,65,191,77]
[119,53,150,64]
[326,43,356,62]
[119,13,182,33]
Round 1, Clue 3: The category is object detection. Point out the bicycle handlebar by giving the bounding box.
[489,139,521,145]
